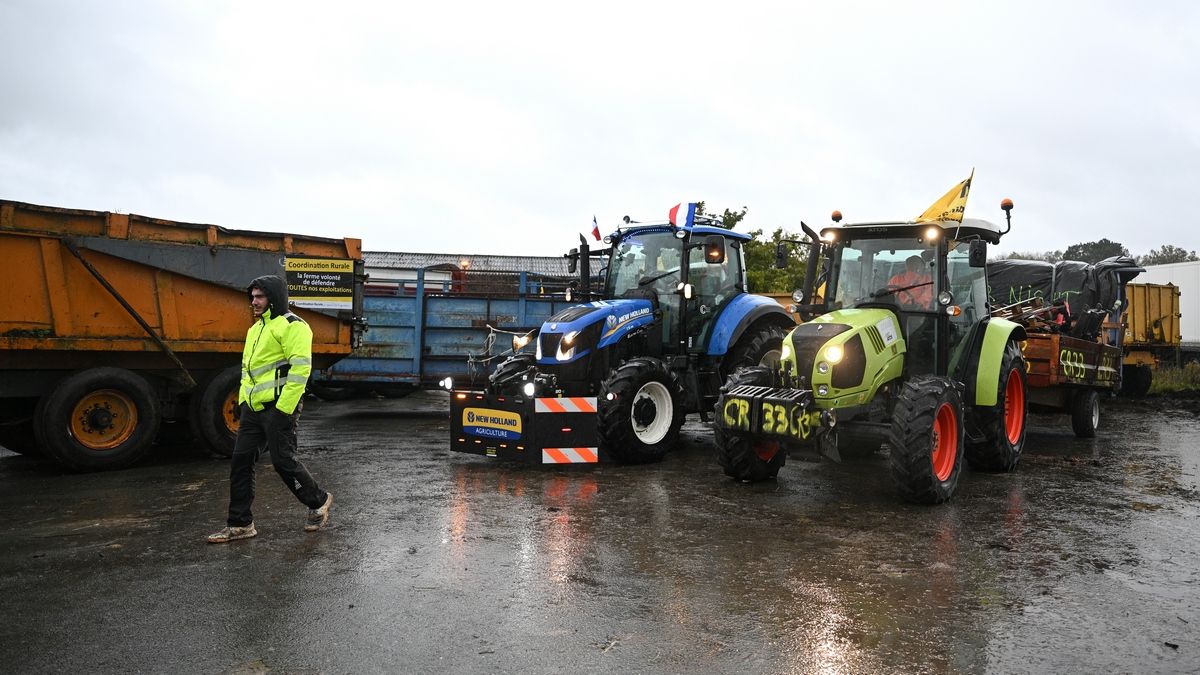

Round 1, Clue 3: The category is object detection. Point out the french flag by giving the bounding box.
[668,202,697,230]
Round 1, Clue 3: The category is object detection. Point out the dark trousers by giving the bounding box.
[227,403,327,527]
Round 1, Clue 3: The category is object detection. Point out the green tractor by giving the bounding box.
[713,202,1029,503]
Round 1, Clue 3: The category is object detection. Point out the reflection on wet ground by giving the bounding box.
[1,394,1198,673]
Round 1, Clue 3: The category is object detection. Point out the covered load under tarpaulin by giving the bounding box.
[987,256,1143,318]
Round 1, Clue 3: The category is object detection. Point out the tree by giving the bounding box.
[1061,239,1130,264]
[695,201,747,230]
[1138,244,1199,266]
[695,203,808,292]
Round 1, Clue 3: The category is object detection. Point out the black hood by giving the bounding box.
[247,275,290,317]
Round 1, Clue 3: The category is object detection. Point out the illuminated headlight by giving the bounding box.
[439,377,454,391]
[792,289,804,303]
[824,344,844,364]
[512,333,531,352]
[817,384,829,396]
[781,341,793,363]
[556,332,578,361]
[817,362,829,374]
[522,381,537,397]
[565,288,573,302]
[925,227,940,241]
[536,335,543,360]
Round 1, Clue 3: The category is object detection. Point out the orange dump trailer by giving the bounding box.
[0,199,364,470]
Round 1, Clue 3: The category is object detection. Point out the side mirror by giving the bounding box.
[704,235,725,264]
[968,240,987,268]
[567,248,578,274]
[775,243,788,269]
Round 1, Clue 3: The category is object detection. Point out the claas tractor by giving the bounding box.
[448,218,796,465]
[713,202,1029,503]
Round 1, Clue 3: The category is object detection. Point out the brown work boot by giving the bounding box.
[305,492,333,532]
[207,523,257,544]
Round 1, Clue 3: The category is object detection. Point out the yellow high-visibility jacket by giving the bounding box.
[239,278,312,415]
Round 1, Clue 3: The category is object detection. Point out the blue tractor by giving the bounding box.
[448,218,796,464]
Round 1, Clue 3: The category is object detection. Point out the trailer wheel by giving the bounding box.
[1120,365,1152,398]
[967,341,1028,471]
[598,357,684,464]
[722,324,786,376]
[713,366,787,481]
[1070,389,1100,438]
[34,367,161,471]
[189,366,241,458]
[0,419,41,456]
[888,376,964,504]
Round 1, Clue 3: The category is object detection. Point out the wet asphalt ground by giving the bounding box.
[2,392,1199,674]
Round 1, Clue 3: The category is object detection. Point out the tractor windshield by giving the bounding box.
[832,237,938,312]
[605,231,683,298]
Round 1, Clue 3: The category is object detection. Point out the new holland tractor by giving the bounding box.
[448,218,796,465]
[713,202,1029,503]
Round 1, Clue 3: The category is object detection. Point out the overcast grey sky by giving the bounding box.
[1,1,1196,258]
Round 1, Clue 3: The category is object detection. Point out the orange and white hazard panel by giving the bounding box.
[542,447,599,464]
[534,397,597,413]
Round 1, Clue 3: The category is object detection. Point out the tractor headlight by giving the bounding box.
[565,288,573,302]
[556,332,578,361]
[937,291,954,306]
[535,335,543,360]
[439,377,454,391]
[817,384,829,396]
[824,344,844,364]
[522,381,537,397]
[512,333,532,352]
[562,330,579,347]
[817,361,829,374]
[792,289,804,303]
[781,341,793,364]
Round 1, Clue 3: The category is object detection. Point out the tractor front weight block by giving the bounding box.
[715,384,834,445]
[450,390,604,464]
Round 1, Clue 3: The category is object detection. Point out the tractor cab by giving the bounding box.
[816,218,997,378]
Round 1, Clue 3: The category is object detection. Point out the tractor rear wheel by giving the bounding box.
[967,341,1028,471]
[887,376,965,504]
[488,353,537,394]
[598,357,684,464]
[34,367,161,471]
[1070,389,1100,438]
[722,324,787,377]
[713,366,787,481]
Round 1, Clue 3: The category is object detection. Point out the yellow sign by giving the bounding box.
[285,257,355,310]
[463,407,523,440]
[917,170,974,223]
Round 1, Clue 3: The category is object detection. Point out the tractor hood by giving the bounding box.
[782,308,906,406]
[536,299,655,364]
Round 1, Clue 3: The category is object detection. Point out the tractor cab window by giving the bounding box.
[833,238,937,313]
[606,231,683,347]
[687,237,743,348]
[947,241,989,371]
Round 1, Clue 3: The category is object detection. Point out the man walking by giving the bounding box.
[207,275,333,543]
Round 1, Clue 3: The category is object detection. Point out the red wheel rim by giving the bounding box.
[1003,368,1025,445]
[755,441,780,462]
[931,402,958,481]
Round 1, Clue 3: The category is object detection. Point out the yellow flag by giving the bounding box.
[917,170,974,223]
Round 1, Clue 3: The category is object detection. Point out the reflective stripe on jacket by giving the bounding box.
[238,307,313,415]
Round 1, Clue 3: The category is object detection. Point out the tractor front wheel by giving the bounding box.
[598,357,684,464]
[887,376,965,504]
[1070,389,1100,438]
[722,324,787,376]
[967,340,1028,471]
[713,366,787,481]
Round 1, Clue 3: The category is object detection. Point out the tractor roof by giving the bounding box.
[820,218,1004,244]
[612,223,753,242]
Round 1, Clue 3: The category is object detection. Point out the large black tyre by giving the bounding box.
[0,419,41,456]
[967,341,1028,471]
[1070,389,1100,438]
[189,366,241,458]
[1120,365,1152,398]
[34,367,161,472]
[713,366,788,481]
[487,353,537,394]
[722,324,787,376]
[598,357,685,464]
[887,376,965,504]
